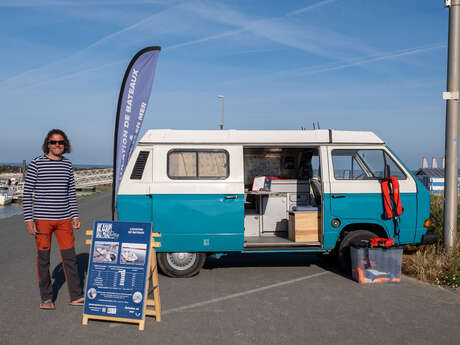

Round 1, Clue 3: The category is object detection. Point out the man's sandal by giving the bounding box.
[69,297,84,306]
[40,299,55,310]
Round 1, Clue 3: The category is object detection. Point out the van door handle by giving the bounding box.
[332,195,346,199]
[225,195,238,199]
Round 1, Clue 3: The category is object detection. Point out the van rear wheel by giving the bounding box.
[157,252,206,278]
[337,230,378,274]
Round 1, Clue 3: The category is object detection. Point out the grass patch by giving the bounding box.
[402,195,460,288]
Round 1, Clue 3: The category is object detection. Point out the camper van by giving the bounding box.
[117,129,434,277]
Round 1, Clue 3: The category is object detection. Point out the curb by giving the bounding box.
[402,273,460,298]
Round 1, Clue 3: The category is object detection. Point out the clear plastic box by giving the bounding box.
[350,246,403,284]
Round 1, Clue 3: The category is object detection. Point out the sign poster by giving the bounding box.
[84,221,152,320]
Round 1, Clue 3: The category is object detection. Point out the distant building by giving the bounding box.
[414,168,460,194]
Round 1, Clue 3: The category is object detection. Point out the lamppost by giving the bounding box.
[217,95,224,130]
[443,0,459,253]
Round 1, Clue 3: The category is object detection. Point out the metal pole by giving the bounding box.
[218,95,224,130]
[221,97,224,130]
[443,0,459,253]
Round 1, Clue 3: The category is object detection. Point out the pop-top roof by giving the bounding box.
[139,129,384,145]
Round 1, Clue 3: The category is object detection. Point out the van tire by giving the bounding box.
[157,252,206,278]
[337,230,378,273]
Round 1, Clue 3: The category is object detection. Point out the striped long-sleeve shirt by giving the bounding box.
[23,155,79,222]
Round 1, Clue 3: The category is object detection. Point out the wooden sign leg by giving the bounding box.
[138,320,145,331]
[151,251,161,322]
[145,247,161,322]
[82,315,88,325]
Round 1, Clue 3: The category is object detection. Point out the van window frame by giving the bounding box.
[167,149,230,180]
[331,148,407,181]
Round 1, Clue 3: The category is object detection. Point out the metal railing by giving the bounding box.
[9,168,113,199]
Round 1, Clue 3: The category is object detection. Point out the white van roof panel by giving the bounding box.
[139,129,384,145]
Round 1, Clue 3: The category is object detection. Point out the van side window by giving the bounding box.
[130,151,150,180]
[332,149,406,180]
[168,150,229,179]
[384,152,406,179]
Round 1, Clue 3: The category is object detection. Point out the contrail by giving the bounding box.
[220,43,445,85]
[13,60,126,93]
[1,0,339,88]
[286,0,338,17]
[0,0,167,8]
[0,5,173,86]
[165,28,246,51]
[300,44,445,76]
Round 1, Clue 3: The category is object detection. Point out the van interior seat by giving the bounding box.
[310,177,322,206]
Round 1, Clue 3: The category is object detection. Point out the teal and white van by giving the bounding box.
[117,129,435,277]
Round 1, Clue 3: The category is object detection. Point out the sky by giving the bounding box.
[0,0,451,169]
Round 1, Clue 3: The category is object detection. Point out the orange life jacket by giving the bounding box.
[381,176,403,219]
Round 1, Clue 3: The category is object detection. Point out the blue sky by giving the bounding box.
[0,0,449,168]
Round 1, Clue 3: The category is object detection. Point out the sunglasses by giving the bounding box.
[48,140,65,145]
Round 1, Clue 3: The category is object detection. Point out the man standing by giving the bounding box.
[23,129,84,310]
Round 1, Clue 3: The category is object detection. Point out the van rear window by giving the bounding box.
[168,150,229,180]
[130,151,150,180]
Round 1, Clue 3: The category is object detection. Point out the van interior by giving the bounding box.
[243,147,322,249]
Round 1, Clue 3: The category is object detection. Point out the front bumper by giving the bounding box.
[421,232,439,245]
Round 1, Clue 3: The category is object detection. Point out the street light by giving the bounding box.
[443,0,459,252]
[217,95,224,130]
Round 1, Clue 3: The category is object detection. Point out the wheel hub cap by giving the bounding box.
[166,252,196,271]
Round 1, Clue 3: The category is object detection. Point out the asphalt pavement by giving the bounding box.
[0,192,459,345]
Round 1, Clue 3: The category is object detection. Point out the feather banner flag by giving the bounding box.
[112,46,161,219]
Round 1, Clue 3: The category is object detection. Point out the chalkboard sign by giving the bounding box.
[83,221,152,321]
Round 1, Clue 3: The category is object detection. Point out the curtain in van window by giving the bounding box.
[169,152,196,177]
[198,152,227,177]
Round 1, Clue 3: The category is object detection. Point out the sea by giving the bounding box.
[0,162,111,219]
[0,204,23,219]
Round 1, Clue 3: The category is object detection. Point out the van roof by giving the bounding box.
[139,129,384,145]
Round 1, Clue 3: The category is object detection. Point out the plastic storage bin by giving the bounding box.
[350,243,403,284]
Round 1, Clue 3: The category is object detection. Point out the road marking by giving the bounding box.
[163,270,330,315]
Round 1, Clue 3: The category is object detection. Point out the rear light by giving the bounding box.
[423,219,431,228]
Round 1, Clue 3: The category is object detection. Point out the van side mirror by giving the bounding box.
[384,164,390,180]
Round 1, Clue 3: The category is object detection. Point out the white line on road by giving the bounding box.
[163,270,330,315]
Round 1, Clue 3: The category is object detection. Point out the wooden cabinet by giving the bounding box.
[288,211,320,242]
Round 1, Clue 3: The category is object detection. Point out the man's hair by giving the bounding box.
[42,129,72,154]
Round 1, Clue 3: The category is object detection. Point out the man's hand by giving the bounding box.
[72,218,81,230]
[25,221,37,236]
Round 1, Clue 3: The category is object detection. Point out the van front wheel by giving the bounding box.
[157,252,206,278]
[337,230,378,273]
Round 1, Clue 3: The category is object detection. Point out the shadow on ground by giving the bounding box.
[202,251,353,279]
[52,253,89,301]
[203,252,322,270]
